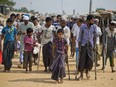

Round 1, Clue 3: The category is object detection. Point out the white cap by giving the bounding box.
[62,18,67,22]
[94,18,99,22]
[111,21,116,24]
[23,16,29,21]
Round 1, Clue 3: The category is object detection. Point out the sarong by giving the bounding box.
[42,42,52,68]
[78,43,94,72]
[50,51,66,80]
[2,41,15,70]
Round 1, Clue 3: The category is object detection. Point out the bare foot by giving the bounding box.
[76,76,83,81]
[55,80,59,84]
[86,73,90,79]
[59,78,63,84]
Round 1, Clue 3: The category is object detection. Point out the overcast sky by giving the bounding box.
[13,0,116,14]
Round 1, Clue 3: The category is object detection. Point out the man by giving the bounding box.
[72,18,83,68]
[102,21,116,72]
[52,15,62,29]
[10,13,16,22]
[10,13,17,27]
[94,19,102,66]
[32,17,41,65]
[39,17,56,72]
[18,16,34,68]
[15,14,21,29]
[60,19,70,46]
[32,17,41,42]
[77,15,96,80]
[68,17,77,57]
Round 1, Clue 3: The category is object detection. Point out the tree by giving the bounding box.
[21,7,28,12]
[0,0,16,6]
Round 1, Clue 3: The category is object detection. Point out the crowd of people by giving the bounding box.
[0,13,116,83]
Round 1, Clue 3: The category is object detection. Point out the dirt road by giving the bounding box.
[0,55,116,87]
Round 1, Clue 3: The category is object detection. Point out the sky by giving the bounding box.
[13,0,116,15]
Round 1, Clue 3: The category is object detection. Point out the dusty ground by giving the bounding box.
[0,53,116,87]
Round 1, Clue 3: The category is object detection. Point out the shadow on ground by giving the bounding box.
[9,78,55,84]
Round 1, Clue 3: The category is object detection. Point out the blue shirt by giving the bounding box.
[67,21,75,30]
[52,21,60,29]
[2,26,17,43]
[78,24,96,47]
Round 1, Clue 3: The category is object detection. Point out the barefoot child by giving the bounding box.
[24,28,34,73]
[50,29,68,83]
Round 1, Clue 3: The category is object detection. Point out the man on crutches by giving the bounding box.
[102,21,116,73]
[77,15,97,80]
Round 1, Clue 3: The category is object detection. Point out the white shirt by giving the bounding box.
[71,23,77,34]
[33,24,41,41]
[39,25,56,45]
[34,24,41,33]
[19,22,34,47]
[73,24,80,48]
[95,25,102,45]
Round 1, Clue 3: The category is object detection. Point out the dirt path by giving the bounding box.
[0,55,116,87]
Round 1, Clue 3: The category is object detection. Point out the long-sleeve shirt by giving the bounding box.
[95,25,102,45]
[78,24,96,47]
[103,27,116,51]
[18,22,34,50]
[73,23,80,48]
[19,22,34,44]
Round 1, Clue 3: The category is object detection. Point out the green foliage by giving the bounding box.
[96,8,106,12]
[13,7,29,12]
[0,0,16,6]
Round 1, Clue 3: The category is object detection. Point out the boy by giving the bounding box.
[50,29,68,84]
[24,28,34,73]
[1,18,17,72]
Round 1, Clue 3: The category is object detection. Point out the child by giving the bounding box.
[24,28,34,73]
[50,29,68,84]
[1,18,17,72]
